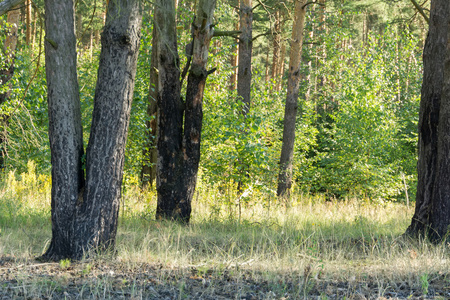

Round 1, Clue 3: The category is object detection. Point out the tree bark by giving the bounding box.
[73,0,142,256]
[237,0,252,116]
[41,0,85,260]
[141,20,158,188]
[41,0,142,260]
[156,0,216,223]
[154,0,183,221]
[271,10,280,81]
[229,15,239,91]
[0,0,24,16]
[180,0,216,223]
[406,0,450,242]
[277,0,306,199]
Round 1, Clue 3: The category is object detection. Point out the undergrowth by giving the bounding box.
[0,163,449,299]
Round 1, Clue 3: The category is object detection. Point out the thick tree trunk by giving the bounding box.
[42,0,142,261]
[155,0,184,221]
[141,21,158,188]
[73,0,142,256]
[41,0,85,261]
[406,0,450,242]
[277,0,306,199]
[237,0,252,116]
[156,0,216,223]
[0,0,24,16]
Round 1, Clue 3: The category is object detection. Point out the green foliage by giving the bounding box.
[299,27,421,201]
[0,0,424,205]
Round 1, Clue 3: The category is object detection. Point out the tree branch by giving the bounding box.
[302,1,325,9]
[252,2,262,11]
[252,31,271,42]
[409,0,429,23]
[213,30,242,38]
[0,0,24,16]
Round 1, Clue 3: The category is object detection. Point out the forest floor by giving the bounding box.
[0,250,449,299]
[1,190,449,299]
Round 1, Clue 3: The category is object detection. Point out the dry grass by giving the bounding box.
[0,166,449,299]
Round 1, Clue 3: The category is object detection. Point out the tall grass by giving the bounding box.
[1,164,449,298]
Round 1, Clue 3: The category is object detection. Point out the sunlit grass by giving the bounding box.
[1,164,449,298]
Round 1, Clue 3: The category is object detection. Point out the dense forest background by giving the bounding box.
[1,0,426,203]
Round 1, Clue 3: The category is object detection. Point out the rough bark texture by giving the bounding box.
[42,0,85,260]
[181,0,216,222]
[155,0,183,221]
[73,0,142,257]
[141,22,158,188]
[406,0,450,242]
[156,0,216,223]
[237,0,252,116]
[0,0,24,16]
[277,0,306,199]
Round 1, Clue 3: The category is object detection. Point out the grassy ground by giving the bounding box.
[0,169,449,299]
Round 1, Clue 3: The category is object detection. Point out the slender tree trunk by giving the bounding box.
[141,21,158,188]
[156,0,216,223]
[180,0,216,222]
[25,0,31,46]
[406,0,450,242]
[41,0,85,261]
[277,0,306,199]
[264,45,270,82]
[276,41,286,92]
[31,7,36,48]
[237,0,252,116]
[229,17,239,91]
[73,0,142,256]
[271,10,280,82]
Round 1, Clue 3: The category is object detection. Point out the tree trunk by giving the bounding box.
[41,0,85,261]
[237,0,252,116]
[155,0,183,221]
[229,16,239,91]
[180,0,216,223]
[277,0,306,199]
[0,0,24,16]
[406,0,450,242]
[156,0,216,223]
[25,0,31,46]
[276,40,286,92]
[73,0,142,256]
[41,0,142,260]
[271,10,280,81]
[141,20,158,188]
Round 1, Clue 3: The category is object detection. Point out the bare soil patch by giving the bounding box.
[1,255,448,299]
